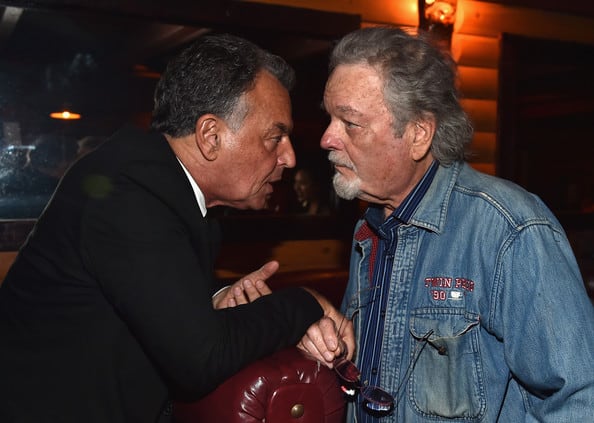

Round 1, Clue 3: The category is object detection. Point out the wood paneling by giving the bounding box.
[460,99,497,133]
[467,132,496,163]
[457,1,594,44]
[452,33,499,69]
[478,0,594,19]
[458,66,498,99]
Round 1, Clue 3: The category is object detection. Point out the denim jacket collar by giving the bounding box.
[408,161,462,234]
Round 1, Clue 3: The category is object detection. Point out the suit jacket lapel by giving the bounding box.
[126,128,220,278]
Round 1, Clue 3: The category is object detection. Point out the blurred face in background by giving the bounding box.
[293,169,318,205]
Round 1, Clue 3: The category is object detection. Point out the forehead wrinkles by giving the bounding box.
[324,65,387,117]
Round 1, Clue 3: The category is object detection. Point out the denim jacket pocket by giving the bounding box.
[408,308,486,421]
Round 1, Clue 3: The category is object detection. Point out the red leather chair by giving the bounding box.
[173,347,346,423]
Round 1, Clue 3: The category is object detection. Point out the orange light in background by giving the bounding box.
[49,110,81,120]
[418,0,458,49]
[423,0,457,26]
[362,0,418,28]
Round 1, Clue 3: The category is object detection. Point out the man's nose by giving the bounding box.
[278,138,296,168]
[320,126,341,151]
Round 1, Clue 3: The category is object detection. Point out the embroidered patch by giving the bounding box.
[424,277,475,301]
[449,290,464,300]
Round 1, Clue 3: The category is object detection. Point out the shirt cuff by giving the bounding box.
[212,285,230,299]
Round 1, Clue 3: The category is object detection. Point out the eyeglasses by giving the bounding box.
[333,288,393,412]
[333,344,395,412]
[335,289,448,414]
[334,326,447,415]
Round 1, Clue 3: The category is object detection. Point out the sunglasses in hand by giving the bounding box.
[332,326,446,415]
[333,345,394,412]
[333,287,448,416]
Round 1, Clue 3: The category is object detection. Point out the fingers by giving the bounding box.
[296,308,357,367]
[246,260,279,283]
[325,309,355,361]
[212,284,250,310]
[213,263,277,310]
[230,278,272,305]
[340,319,356,361]
[219,281,269,308]
[231,284,248,305]
[298,317,341,365]
[242,278,272,302]
[227,261,276,305]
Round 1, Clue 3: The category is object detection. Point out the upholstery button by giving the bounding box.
[290,403,304,418]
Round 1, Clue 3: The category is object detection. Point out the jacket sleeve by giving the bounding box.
[495,222,594,421]
[80,176,323,398]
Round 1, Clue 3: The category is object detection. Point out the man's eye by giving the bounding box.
[344,120,359,129]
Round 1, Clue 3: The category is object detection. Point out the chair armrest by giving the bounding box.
[173,347,345,423]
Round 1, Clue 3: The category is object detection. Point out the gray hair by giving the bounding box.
[151,33,295,137]
[329,27,473,165]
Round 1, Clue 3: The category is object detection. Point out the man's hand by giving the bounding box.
[297,288,355,367]
[212,261,277,309]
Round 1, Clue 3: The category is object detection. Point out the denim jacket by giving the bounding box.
[342,162,594,422]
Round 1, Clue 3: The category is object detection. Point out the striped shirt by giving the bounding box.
[355,160,438,421]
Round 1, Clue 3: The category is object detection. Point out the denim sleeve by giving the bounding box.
[341,221,367,316]
[495,222,594,421]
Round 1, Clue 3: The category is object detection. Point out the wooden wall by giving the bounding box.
[244,0,594,175]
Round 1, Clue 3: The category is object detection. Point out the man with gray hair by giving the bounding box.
[321,26,594,422]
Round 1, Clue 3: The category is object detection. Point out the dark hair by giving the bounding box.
[329,27,473,165]
[151,33,295,137]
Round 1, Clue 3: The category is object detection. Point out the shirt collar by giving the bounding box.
[176,158,207,217]
[364,160,439,235]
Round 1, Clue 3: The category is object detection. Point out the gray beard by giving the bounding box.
[332,172,360,200]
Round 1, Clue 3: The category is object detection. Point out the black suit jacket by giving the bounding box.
[0,126,322,423]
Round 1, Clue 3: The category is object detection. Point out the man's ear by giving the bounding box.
[410,115,436,161]
[195,115,220,161]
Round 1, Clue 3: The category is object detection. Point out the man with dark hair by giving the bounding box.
[0,33,352,422]
[321,26,594,422]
